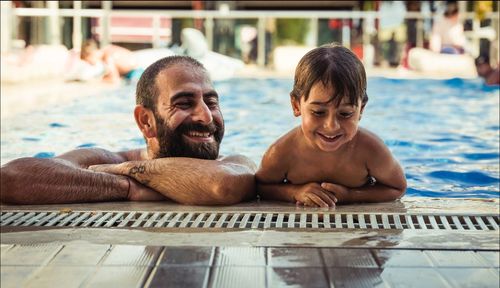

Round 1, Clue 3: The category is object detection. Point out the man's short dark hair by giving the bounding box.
[290,43,368,107]
[136,55,206,112]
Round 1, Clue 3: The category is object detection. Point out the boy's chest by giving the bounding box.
[285,153,369,188]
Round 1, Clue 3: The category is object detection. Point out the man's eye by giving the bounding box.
[312,110,325,116]
[339,112,354,118]
[175,102,192,109]
[206,100,219,108]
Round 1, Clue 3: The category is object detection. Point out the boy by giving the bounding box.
[256,44,406,207]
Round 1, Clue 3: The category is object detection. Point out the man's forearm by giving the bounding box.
[1,157,129,204]
[93,158,255,205]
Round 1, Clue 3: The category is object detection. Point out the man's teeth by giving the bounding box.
[187,132,211,137]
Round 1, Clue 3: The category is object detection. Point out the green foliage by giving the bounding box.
[275,19,309,45]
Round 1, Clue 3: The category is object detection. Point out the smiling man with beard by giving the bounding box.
[1,56,256,205]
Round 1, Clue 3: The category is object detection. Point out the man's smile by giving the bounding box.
[183,131,214,142]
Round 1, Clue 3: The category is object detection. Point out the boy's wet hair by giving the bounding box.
[136,55,206,112]
[290,43,368,107]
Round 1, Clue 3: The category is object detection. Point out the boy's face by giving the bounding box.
[291,81,364,153]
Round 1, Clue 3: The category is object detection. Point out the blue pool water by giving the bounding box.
[1,77,498,198]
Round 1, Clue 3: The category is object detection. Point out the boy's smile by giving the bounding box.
[292,81,364,153]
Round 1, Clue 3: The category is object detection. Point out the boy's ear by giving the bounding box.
[134,105,157,138]
[290,96,301,117]
[359,103,366,120]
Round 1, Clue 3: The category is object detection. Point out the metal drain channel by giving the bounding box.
[1,211,498,230]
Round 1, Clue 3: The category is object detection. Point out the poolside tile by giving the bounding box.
[475,251,500,267]
[84,266,151,288]
[1,244,62,266]
[148,266,210,288]
[101,245,162,266]
[0,266,40,288]
[269,267,329,288]
[327,267,386,288]
[380,267,450,287]
[437,268,500,288]
[372,249,434,267]
[425,250,490,267]
[48,244,110,266]
[210,267,266,288]
[268,247,323,267]
[24,266,95,288]
[321,248,378,267]
[215,247,265,266]
[158,246,214,266]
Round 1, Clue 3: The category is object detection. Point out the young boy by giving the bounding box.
[256,44,406,208]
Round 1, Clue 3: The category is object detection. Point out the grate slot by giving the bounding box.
[275,213,284,228]
[154,212,173,228]
[1,212,25,226]
[381,214,391,229]
[91,212,114,227]
[346,214,355,228]
[103,212,126,228]
[117,212,137,227]
[393,215,403,229]
[369,214,378,229]
[70,212,91,227]
[143,212,161,228]
[462,216,477,230]
[227,213,240,228]
[12,212,36,226]
[22,212,48,226]
[167,213,184,228]
[239,213,251,228]
[263,213,273,228]
[1,212,14,222]
[473,216,490,230]
[323,214,331,228]
[311,213,319,228]
[45,212,72,227]
[299,214,307,228]
[450,216,464,230]
[56,212,81,227]
[287,214,295,228]
[179,212,195,228]
[251,213,262,229]
[130,212,150,228]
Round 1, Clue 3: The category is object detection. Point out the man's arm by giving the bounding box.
[1,148,150,204]
[89,155,257,205]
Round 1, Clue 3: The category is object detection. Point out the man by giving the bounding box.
[0,56,256,205]
[475,56,500,86]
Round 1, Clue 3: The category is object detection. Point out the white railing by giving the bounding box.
[2,1,498,66]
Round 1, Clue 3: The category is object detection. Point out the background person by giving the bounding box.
[429,1,467,54]
[1,56,256,205]
[80,39,142,83]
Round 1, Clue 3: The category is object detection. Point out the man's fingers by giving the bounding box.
[88,164,120,174]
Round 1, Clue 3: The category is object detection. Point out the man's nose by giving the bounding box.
[192,102,213,124]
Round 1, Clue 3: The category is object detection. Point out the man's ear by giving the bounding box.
[134,105,157,138]
[290,96,301,117]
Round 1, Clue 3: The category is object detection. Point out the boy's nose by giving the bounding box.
[324,115,339,130]
[192,102,213,124]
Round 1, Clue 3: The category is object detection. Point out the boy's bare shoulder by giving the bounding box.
[264,128,298,160]
[355,127,395,166]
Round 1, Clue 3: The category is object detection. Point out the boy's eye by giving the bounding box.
[339,112,354,118]
[311,110,325,116]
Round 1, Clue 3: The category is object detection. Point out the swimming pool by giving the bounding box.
[1,77,498,198]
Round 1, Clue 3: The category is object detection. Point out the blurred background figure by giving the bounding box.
[80,39,141,83]
[475,55,500,85]
[430,0,467,54]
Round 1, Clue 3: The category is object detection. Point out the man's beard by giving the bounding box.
[154,113,224,160]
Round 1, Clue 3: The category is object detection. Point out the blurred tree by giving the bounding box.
[275,19,309,45]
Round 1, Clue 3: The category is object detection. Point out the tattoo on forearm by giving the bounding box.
[129,165,146,175]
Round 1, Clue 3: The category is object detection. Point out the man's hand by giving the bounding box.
[127,178,167,201]
[320,182,351,204]
[89,164,166,201]
[293,182,337,208]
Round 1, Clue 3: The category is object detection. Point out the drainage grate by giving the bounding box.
[1,211,498,231]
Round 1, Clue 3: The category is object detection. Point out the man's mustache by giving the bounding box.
[176,122,218,134]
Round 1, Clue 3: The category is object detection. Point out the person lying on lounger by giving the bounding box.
[80,39,143,83]
[256,44,407,208]
[1,56,256,205]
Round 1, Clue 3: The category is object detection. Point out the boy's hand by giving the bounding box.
[293,182,337,208]
[320,182,351,203]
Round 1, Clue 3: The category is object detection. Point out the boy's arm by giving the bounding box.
[0,148,162,204]
[321,136,406,204]
[256,144,336,208]
[89,155,257,205]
